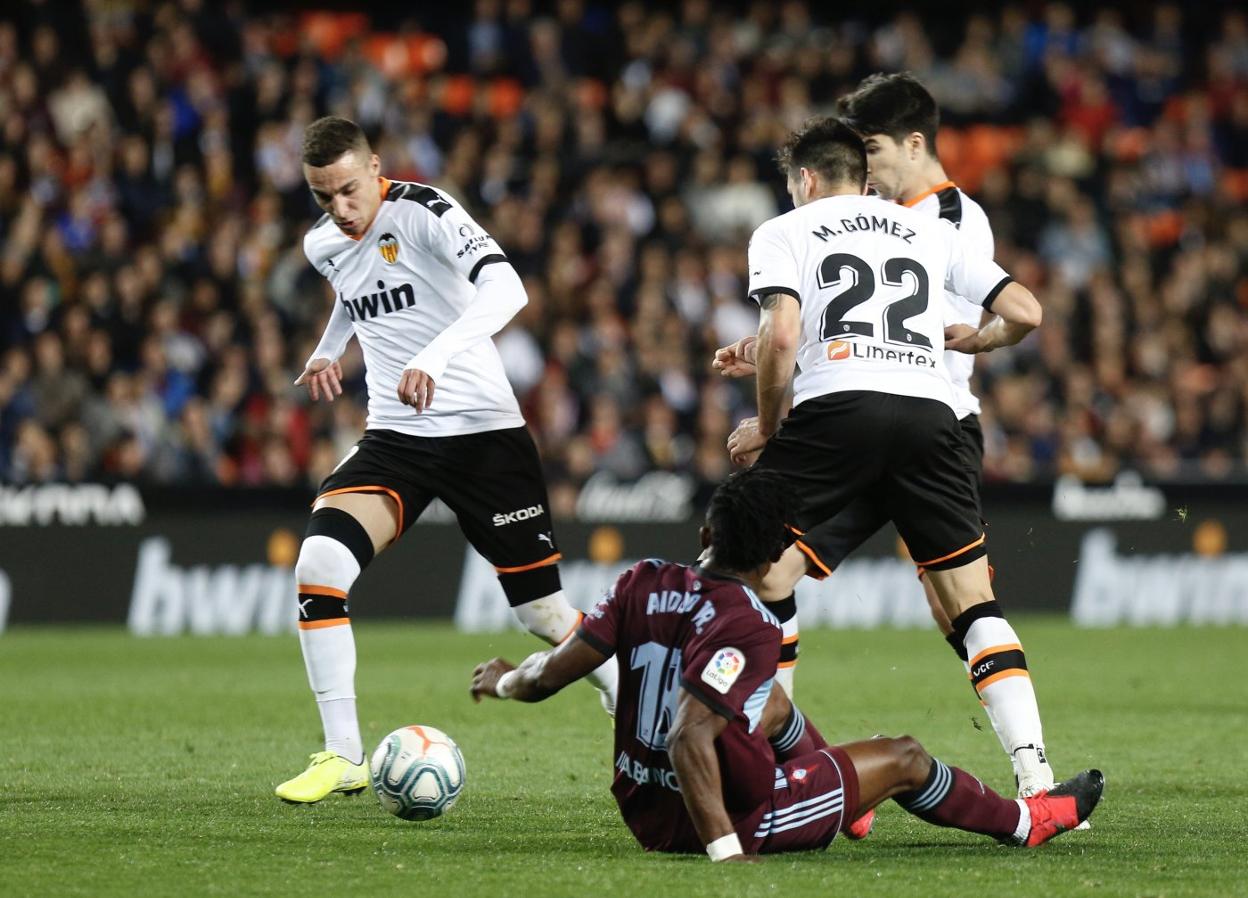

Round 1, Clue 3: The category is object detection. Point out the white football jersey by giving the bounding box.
[904,182,994,419]
[303,179,525,438]
[746,194,1011,411]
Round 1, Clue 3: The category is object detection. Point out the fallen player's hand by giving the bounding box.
[718,854,760,864]
[294,358,343,402]
[712,335,758,378]
[397,367,436,412]
[471,658,516,702]
[727,416,767,467]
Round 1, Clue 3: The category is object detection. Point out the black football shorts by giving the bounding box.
[792,412,985,575]
[317,426,560,602]
[753,392,986,576]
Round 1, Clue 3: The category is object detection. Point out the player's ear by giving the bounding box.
[699,525,711,550]
[908,132,925,161]
[800,167,815,201]
[368,153,380,176]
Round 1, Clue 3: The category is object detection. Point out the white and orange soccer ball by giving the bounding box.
[369,725,466,820]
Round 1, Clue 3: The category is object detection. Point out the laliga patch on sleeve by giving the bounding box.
[701,648,746,694]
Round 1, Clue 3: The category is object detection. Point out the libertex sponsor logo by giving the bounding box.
[826,340,936,368]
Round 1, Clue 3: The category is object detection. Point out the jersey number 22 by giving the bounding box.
[817,253,932,349]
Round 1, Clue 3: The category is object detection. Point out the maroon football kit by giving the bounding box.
[577,560,860,854]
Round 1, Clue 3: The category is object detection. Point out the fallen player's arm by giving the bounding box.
[667,687,751,862]
[470,634,607,704]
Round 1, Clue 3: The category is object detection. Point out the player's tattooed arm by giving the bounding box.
[725,294,798,466]
[668,689,753,862]
[471,635,607,703]
[709,293,793,379]
[754,293,801,438]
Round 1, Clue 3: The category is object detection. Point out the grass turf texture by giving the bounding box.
[2,620,1241,898]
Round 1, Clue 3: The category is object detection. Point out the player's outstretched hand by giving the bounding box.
[727,416,767,467]
[398,367,436,413]
[471,657,516,702]
[712,335,758,377]
[294,358,343,402]
[944,324,986,354]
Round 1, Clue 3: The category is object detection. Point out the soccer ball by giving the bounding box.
[369,725,466,820]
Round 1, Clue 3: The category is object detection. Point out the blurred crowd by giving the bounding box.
[2,0,1248,504]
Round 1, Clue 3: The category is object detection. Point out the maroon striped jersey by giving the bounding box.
[577,559,783,852]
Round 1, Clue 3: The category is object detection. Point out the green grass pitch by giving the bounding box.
[2,620,1243,897]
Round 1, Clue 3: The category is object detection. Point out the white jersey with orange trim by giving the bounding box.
[903,182,994,419]
[746,194,1012,411]
[303,178,526,438]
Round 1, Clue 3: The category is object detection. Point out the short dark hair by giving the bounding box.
[837,73,939,156]
[776,116,867,189]
[705,469,799,574]
[301,116,371,167]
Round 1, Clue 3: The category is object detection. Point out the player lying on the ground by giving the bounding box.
[470,469,1103,861]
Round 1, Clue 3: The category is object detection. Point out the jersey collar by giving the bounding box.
[902,179,956,208]
[692,564,748,587]
[340,176,392,241]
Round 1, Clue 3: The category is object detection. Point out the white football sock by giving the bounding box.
[513,592,582,644]
[775,614,799,698]
[963,615,1046,765]
[316,697,363,765]
[514,591,619,710]
[960,657,1012,764]
[296,534,363,764]
[764,593,799,699]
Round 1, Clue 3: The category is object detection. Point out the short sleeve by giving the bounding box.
[400,185,508,284]
[944,223,1012,310]
[678,597,780,731]
[959,202,995,261]
[747,219,801,306]
[577,564,640,658]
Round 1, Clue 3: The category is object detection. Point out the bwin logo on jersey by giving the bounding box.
[377,232,399,263]
[341,280,417,322]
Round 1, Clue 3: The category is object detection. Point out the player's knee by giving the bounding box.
[497,562,562,609]
[758,545,809,601]
[890,735,931,787]
[296,509,375,592]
